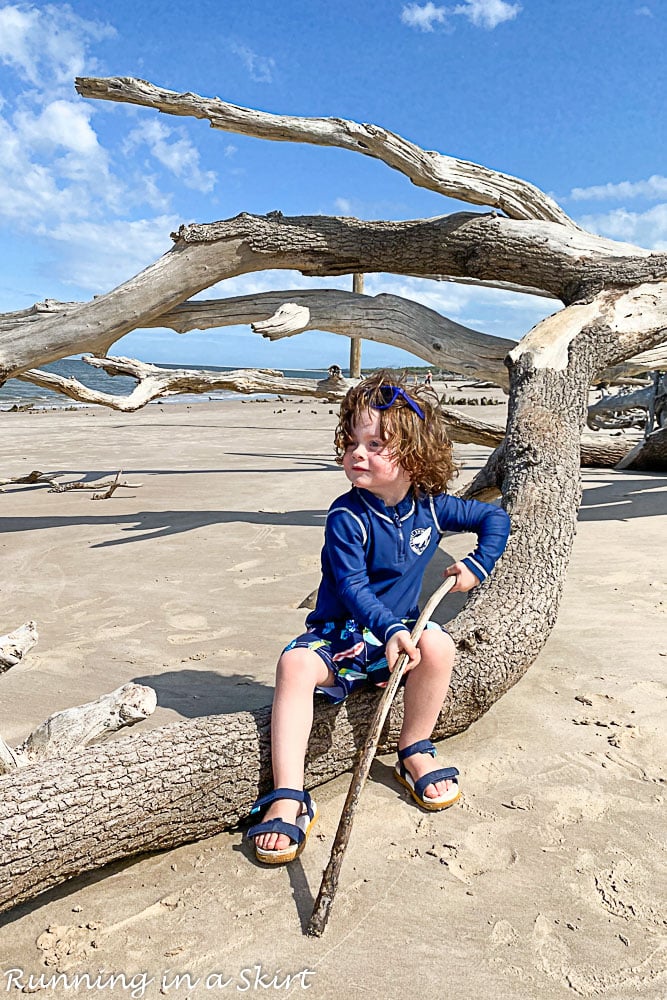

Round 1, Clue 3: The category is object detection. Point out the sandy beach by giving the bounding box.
[0,391,665,1000]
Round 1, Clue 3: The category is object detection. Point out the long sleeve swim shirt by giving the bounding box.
[305,486,511,643]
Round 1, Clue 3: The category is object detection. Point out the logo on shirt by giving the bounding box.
[409,526,432,555]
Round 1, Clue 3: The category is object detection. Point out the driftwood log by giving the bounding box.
[0,624,157,783]
[0,79,666,913]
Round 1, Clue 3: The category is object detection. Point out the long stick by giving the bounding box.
[307,575,457,937]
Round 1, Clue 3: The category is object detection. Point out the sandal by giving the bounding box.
[246,787,318,864]
[394,739,460,811]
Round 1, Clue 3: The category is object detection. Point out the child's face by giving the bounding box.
[342,409,411,505]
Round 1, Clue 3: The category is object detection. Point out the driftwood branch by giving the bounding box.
[0,684,157,776]
[75,76,577,227]
[48,472,142,495]
[0,470,54,488]
[616,424,667,471]
[7,295,664,387]
[0,621,38,673]
[587,374,666,430]
[17,357,351,411]
[2,211,665,382]
[443,406,640,468]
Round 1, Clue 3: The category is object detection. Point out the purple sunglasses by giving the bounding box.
[373,384,425,420]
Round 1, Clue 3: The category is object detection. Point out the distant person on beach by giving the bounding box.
[246,371,510,864]
[424,371,433,387]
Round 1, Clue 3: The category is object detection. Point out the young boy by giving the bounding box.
[247,372,510,863]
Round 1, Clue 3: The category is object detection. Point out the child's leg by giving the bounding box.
[399,628,456,800]
[254,646,332,852]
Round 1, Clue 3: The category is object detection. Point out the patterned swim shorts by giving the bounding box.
[283,618,442,704]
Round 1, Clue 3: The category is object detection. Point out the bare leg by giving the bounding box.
[399,628,456,799]
[254,647,332,852]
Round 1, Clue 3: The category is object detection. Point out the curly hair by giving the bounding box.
[334,370,458,495]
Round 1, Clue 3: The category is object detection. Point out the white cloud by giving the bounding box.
[0,2,114,90]
[401,0,520,31]
[334,197,354,214]
[453,0,521,29]
[635,6,653,15]
[124,120,216,194]
[14,99,99,154]
[43,215,180,292]
[570,175,667,202]
[401,3,448,31]
[230,43,275,83]
[578,204,667,251]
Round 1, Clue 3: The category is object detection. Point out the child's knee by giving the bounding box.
[418,627,455,666]
[276,647,331,688]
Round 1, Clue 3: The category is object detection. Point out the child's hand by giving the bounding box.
[386,631,421,673]
[444,561,480,593]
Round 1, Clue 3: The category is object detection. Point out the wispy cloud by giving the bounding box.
[401,0,520,32]
[578,205,667,252]
[0,2,114,90]
[401,3,448,31]
[124,120,216,194]
[635,6,653,16]
[42,215,180,292]
[230,42,275,83]
[570,175,667,202]
[453,0,521,29]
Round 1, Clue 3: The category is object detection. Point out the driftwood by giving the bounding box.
[616,425,667,470]
[18,356,351,412]
[0,625,157,778]
[441,407,639,468]
[0,470,56,490]
[0,622,38,673]
[1,685,157,776]
[0,79,666,913]
[587,375,666,431]
[1,470,141,497]
[7,293,663,390]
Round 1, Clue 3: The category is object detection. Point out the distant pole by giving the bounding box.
[349,273,363,378]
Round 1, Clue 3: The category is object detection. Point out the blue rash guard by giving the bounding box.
[305,486,511,642]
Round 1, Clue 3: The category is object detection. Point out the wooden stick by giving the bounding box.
[307,575,457,937]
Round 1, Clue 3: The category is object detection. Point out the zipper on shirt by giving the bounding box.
[391,508,406,562]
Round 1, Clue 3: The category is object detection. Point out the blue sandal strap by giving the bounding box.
[249,787,312,817]
[246,818,305,844]
[413,766,459,799]
[398,739,436,761]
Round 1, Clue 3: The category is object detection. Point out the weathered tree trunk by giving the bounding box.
[441,406,638,468]
[616,425,667,470]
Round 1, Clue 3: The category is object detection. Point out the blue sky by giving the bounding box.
[0,0,665,371]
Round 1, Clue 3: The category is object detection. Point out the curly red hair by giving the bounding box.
[334,370,457,495]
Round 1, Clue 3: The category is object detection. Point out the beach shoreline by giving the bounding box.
[1,395,665,999]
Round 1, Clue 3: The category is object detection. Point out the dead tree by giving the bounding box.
[0,78,666,913]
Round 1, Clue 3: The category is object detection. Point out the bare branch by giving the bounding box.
[16,684,158,766]
[509,282,667,374]
[76,76,577,227]
[0,621,38,673]
[2,212,664,380]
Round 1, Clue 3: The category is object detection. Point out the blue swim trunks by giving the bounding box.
[283,618,443,704]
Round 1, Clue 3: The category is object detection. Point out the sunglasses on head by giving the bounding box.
[373,385,425,420]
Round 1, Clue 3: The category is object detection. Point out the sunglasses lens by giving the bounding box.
[378,386,398,407]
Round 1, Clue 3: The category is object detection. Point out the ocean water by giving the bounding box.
[0,358,332,410]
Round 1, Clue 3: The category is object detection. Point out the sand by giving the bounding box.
[0,391,665,1000]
